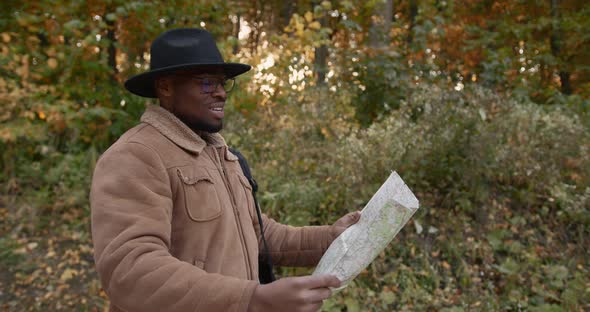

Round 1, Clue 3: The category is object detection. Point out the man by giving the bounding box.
[90,28,360,312]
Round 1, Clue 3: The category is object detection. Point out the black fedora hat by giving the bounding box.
[124,28,251,98]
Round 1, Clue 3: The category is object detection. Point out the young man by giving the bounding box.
[90,28,360,312]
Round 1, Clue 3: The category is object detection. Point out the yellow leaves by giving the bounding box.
[16,16,29,27]
[47,58,58,69]
[309,21,322,30]
[46,47,56,57]
[13,241,38,254]
[23,110,36,120]
[79,244,93,254]
[294,17,305,37]
[442,261,451,270]
[16,54,30,81]
[38,111,46,120]
[1,33,10,43]
[23,268,43,285]
[0,128,15,143]
[304,11,314,23]
[60,268,78,282]
[284,12,328,40]
[13,246,28,255]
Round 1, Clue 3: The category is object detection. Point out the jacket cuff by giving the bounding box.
[239,280,259,312]
[323,225,338,249]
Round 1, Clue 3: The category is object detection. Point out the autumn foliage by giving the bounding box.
[0,1,589,311]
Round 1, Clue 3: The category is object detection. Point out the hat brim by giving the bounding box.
[124,62,251,98]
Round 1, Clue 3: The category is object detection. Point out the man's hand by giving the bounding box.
[330,211,361,238]
[248,275,341,312]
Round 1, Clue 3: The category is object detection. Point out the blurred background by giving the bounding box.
[0,0,588,311]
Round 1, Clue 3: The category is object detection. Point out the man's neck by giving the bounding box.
[195,130,218,145]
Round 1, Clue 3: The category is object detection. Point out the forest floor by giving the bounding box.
[0,194,588,311]
[0,198,108,311]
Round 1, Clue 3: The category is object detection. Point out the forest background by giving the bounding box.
[0,0,589,311]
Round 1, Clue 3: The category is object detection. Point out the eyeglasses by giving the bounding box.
[180,76,236,94]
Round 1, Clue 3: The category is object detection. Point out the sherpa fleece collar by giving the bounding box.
[140,105,227,155]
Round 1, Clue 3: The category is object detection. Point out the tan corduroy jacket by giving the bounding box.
[90,105,338,312]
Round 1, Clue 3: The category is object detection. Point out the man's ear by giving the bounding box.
[155,76,174,97]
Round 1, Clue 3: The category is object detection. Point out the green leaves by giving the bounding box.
[0,0,588,310]
[63,19,84,31]
[545,265,568,289]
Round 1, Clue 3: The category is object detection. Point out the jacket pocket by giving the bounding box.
[177,168,222,222]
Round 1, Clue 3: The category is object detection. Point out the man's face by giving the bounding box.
[161,69,228,133]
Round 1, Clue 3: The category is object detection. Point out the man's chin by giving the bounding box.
[175,114,223,134]
[206,122,223,133]
[190,122,223,134]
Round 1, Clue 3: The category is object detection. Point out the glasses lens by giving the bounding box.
[222,79,235,92]
[188,77,234,93]
[201,78,215,93]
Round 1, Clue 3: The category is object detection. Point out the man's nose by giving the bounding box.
[211,83,227,100]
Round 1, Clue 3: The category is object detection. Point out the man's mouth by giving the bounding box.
[209,105,224,118]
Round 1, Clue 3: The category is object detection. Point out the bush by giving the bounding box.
[227,82,589,310]
[237,83,589,226]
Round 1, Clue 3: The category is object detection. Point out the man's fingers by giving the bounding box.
[305,302,323,312]
[305,287,332,303]
[297,274,341,289]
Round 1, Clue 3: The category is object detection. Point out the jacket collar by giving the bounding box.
[140,105,228,156]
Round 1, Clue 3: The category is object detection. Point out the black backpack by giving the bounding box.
[230,148,276,284]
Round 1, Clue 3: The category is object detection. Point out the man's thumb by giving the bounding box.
[338,211,361,227]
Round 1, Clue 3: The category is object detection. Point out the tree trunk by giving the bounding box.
[370,0,394,48]
[314,42,327,85]
[384,0,393,36]
[558,71,572,95]
[369,1,382,48]
[407,0,418,45]
[233,13,241,55]
[250,0,265,54]
[281,1,295,28]
[313,1,329,85]
[549,0,572,95]
[105,11,118,77]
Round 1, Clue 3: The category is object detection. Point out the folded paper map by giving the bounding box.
[312,171,419,290]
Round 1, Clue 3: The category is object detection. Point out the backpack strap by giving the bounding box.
[229,148,276,284]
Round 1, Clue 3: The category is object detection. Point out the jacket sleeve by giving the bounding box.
[91,142,257,312]
[254,213,338,267]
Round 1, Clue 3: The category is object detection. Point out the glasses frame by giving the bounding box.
[177,75,236,94]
